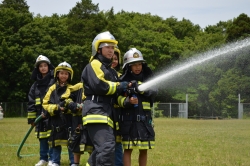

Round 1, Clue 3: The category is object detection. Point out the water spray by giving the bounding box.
[138,38,250,92]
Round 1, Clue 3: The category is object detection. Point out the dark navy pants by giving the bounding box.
[39,138,53,162]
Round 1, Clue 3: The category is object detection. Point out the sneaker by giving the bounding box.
[47,161,53,166]
[52,163,60,166]
[35,160,48,166]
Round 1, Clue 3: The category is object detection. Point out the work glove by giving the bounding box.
[59,100,66,108]
[77,103,84,110]
[129,80,141,94]
[59,98,73,109]
[117,81,129,94]
[65,98,73,106]
[54,105,61,115]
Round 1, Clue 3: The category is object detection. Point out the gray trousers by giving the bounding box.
[86,124,115,166]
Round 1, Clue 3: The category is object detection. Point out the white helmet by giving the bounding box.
[122,48,145,69]
[90,31,118,62]
[54,61,74,80]
[35,55,51,67]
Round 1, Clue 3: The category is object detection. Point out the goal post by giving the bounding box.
[238,94,250,119]
[153,94,188,118]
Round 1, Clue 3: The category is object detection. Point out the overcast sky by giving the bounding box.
[25,0,250,29]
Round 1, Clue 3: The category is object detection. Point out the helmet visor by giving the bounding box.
[98,42,116,48]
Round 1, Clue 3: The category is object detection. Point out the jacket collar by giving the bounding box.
[96,54,112,68]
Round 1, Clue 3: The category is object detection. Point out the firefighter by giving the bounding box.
[117,48,158,166]
[81,31,129,166]
[112,47,124,166]
[27,55,54,166]
[67,82,92,166]
[42,61,75,166]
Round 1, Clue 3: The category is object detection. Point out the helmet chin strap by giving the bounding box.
[57,79,67,86]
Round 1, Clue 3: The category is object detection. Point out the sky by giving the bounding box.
[25,0,250,29]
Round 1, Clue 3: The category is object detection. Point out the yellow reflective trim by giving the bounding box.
[122,140,155,149]
[114,104,119,108]
[27,112,36,119]
[49,140,68,147]
[69,82,83,92]
[61,85,72,99]
[106,82,116,95]
[35,98,41,105]
[35,132,49,138]
[82,115,114,128]
[85,145,93,153]
[115,122,119,130]
[142,102,151,110]
[43,84,56,115]
[46,130,52,137]
[80,144,85,152]
[116,135,122,142]
[118,96,126,108]
[91,60,118,95]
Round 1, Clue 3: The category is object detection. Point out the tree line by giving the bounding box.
[1,0,250,118]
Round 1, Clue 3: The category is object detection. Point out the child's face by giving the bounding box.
[130,62,142,75]
[58,70,69,83]
[111,54,118,68]
[39,62,49,76]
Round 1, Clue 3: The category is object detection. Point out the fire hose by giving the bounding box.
[16,115,43,158]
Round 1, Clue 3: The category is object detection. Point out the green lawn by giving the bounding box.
[0,118,250,166]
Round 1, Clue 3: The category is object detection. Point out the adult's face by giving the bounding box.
[101,46,115,60]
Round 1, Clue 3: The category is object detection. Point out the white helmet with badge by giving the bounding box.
[122,48,145,69]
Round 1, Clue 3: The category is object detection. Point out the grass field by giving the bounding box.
[0,118,250,166]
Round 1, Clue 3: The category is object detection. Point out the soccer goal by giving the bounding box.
[238,94,250,119]
[153,94,188,118]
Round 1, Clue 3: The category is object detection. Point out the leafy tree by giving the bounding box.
[226,13,250,42]
[0,0,30,13]
[67,0,104,46]
[165,17,201,40]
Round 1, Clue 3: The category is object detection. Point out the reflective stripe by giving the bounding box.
[79,144,85,152]
[114,104,119,108]
[91,60,118,95]
[82,115,114,128]
[122,140,155,149]
[116,135,122,142]
[46,130,52,137]
[35,98,41,105]
[106,82,116,95]
[27,112,36,119]
[49,139,68,147]
[35,131,49,138]
[118,96,126,108]
[85,145,93,153]
[142,102,151,110]
[115,122,119,130]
